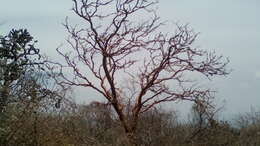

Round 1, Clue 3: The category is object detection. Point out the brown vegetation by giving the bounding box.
[1,99,260,146]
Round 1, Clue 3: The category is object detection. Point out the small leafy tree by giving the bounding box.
[57,0,229,145]
[0,29,41,112]
[0,29,65,145]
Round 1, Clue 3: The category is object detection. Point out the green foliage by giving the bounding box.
[0,29,41,144]
[0,29,42,113]
[0,29,40,82]
[0,29,63,146]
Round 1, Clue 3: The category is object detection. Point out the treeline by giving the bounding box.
[1,96,260,146]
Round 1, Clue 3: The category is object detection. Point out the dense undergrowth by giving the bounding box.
[1,101,260,146]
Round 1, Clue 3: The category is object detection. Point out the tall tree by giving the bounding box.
[57,0,229,145]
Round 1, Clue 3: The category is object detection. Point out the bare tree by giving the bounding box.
[56,0,229,145]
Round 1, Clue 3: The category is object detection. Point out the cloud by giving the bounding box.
[255,71,260,79]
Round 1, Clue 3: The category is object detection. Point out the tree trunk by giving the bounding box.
[0,83,9,113]
[125,131,138,146]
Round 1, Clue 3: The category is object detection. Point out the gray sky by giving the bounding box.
[1,0,259,117]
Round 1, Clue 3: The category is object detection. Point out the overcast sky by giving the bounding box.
[1,0,259,118]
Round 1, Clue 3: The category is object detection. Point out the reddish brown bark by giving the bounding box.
[56,0,229,145]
